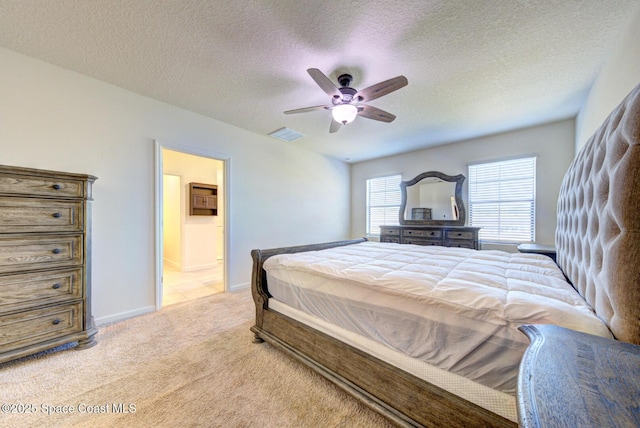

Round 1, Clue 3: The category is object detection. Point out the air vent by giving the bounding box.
[269,127,305,142]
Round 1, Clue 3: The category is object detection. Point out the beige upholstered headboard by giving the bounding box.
[556,82,640,345]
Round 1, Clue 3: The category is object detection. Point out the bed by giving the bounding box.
[250,82,640,427]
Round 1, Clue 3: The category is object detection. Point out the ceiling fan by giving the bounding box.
[285,68,408,133]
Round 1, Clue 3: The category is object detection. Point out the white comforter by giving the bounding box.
[264,241,611,394]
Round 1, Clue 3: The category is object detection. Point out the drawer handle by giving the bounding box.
[52,283,62,289]
[52,184,61,190]
[52,319,61,325]
[52,212,62,218]
[52,248,61,254]
[457,233,462,236]
[430,232,435,236]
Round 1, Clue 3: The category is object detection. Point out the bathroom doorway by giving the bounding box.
[154,141,228,309]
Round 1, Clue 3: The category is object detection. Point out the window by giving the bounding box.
[366,175,401,236]
[468,156,536,243]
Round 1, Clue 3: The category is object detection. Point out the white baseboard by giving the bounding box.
[95,305,156,326]
[163,260,218,272]
[183,262,218,272]
[163,258,181,270]
[96,281,247,326]
[229,282,250,292]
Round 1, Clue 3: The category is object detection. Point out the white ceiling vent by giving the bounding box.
[269,127,305,142]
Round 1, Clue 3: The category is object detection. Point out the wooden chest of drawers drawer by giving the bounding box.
[0,198,84,233]
[403,229,443,239]
[0,302,83,352]
[0,235,83,274]
[0,173,85,198]
[0,268,83,313]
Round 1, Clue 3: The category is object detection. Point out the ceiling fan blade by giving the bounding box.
[329,119,342,133]
[356,76,408,102]
[284,105,331,114]
[307,68,341,98]
[358,105,397,123]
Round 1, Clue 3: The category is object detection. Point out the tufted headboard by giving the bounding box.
[556,82,640,345]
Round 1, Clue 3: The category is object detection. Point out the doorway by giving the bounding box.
[154,141,228,310]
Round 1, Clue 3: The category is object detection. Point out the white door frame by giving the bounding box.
[154,140,230,310]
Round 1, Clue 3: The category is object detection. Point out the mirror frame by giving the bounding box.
[399,171,466,226]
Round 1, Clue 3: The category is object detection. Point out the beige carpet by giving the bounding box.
[0,289,393,428]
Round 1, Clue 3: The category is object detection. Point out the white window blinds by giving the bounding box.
[468,157,536,243]
[366,175,401,236]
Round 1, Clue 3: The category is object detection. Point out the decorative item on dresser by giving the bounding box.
[380,225,480,249]
[0,165,97,364]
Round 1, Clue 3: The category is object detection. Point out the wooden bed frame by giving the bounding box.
[250,82,640,427]
[251,238,515,427]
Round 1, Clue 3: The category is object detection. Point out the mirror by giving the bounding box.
[399,171,466,226]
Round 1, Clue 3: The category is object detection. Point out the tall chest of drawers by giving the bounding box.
[0,165,97,363]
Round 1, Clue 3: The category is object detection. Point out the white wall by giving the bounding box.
[0,47,351,324]
[576,5,640,152]
[351,119,575,248]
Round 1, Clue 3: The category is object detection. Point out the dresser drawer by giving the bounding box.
[0,268,83,313]
[380,236,400,244]
[445,230,475,240]
[380,227,400,236]
[0,302,82,352]
[0,173,85,199]
[0,198,83,233]
[444,239,476,249]
[403,229,443,239]
[0,235,83,274]
[404,238,442,246]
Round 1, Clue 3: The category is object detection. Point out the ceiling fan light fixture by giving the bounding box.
[284,68,407,133]
[332,104,358,125]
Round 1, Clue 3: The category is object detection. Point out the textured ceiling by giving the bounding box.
[0,0,637,162]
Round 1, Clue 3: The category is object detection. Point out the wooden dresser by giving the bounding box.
[0,165,97,363]
[380,225,480,249]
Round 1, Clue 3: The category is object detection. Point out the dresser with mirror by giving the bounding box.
[379,171,480,249]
